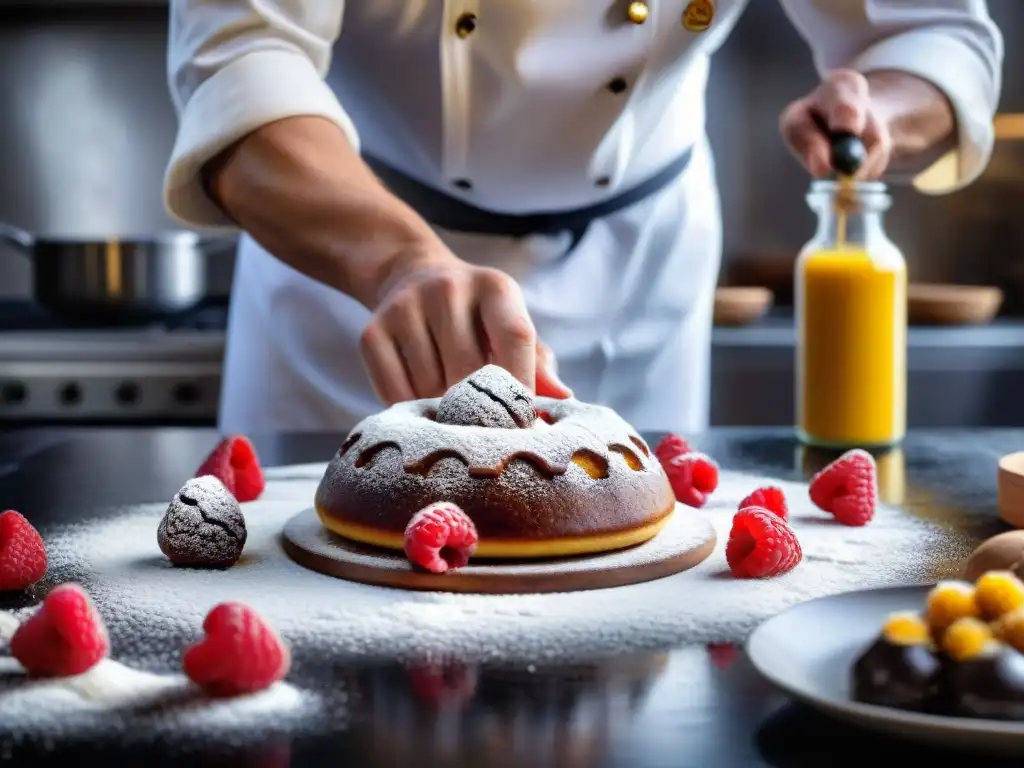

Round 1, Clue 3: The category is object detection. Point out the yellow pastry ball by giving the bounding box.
[974,570,1024,618]
[941,617,996,662]
[880,612,930,646]
[993,607,1024,653]
[925,581,979,636]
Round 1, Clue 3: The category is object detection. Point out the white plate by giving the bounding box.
[747,584,1024,754]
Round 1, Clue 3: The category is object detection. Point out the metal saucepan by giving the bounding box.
[0,221,237,324]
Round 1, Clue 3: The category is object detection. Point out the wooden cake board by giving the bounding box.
[280,505,717,594]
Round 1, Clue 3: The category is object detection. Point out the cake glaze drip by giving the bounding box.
[340,397,655,479]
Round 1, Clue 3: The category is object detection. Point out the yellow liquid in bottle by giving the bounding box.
[797,248,907,447]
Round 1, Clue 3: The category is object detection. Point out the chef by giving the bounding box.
[163,0,1002,434]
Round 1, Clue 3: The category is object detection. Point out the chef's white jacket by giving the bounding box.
[163,0,1002,434]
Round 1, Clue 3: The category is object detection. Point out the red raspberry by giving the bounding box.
[664,453,719,508]
[404,502,479,573]
[195,435,265,503]
[808,448,877,527]
[183,602,290,697]
[406,662,478,709]
[726,507,802,579]
[654,433,692,465]
[738,486,788,521]
[707,642,739,671]
[0,510,47,591]
[11,583,109,677]
[535,410,556,425]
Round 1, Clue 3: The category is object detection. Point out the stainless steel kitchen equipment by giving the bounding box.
[0,300,224,425]
[0,222,236,323]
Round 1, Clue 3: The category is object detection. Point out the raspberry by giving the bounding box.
[654,433,692,465]
[880,612,931,646]
[195,435,265,503]
[183,602,290,697]
[0,510,47,591]
[925,581,979,637]
[808,448,877,526]
[11,584,108,677]
[404,502,479,574]
[738,486,788,521]
[707,642,738,670]
[405,662,478,708]
[725,507,802,578]
[664,453,719,508]
[993,607,1024,653]
[941,616,995,662]
[974,570,1024,618]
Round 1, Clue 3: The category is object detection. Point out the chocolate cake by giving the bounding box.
[314,365,676,559]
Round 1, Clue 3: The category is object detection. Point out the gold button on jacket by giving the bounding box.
[626,1,649,24]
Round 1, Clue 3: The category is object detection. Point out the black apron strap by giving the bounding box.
[365,149,693,253]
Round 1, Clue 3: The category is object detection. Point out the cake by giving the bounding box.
[314,365,676,559]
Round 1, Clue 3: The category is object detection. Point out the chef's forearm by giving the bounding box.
[867,70,957,166]
[205,116,447,310]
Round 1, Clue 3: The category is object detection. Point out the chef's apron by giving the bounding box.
[218,136,721,435]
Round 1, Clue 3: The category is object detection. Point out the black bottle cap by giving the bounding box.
[830,132,867,177]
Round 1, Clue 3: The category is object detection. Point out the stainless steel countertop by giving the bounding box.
[714,314,1024,348]
[713,316,1024,374]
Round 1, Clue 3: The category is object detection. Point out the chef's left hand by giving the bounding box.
[779,69,893,180]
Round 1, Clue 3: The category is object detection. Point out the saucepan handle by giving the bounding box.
[0,221,34,253]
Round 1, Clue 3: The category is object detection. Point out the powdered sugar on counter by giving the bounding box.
[38,464,972,667]
[0,612,20,643]
[0,655,317,742]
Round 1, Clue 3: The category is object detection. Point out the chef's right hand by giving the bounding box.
[360,255,573,405]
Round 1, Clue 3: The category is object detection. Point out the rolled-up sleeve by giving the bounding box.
[778,0,1003,194]
[164,0,357,228]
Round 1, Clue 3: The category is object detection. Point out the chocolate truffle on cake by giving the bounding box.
[852,612,943,712]
[314,365,675,559]
[435,365,536,429]
[158,476,247,568]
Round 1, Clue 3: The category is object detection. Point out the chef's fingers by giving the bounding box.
[779,99,832,178]
[424,274,487,387]
[360,320,416,405]
[816,69,870,136]
[856,111,893,180]
[385,293,447,399]
[474,269,537,391]
[535,340,573,399]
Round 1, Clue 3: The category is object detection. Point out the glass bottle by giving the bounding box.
[795,179,907,448]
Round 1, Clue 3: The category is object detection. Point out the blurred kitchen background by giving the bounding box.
[0,0,1021,428]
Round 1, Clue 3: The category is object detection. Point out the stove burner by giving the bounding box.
[0,299,229,333]
[0,300,227,425]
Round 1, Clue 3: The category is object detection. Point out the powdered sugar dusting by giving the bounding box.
[435,364,536,429]
[157,476,246,568]
[39,465,974,666]
[341,396,656,477]
[0,612,20,643]
[316,395,671,541]
[0,654,317,743]
[320,442,671,540]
